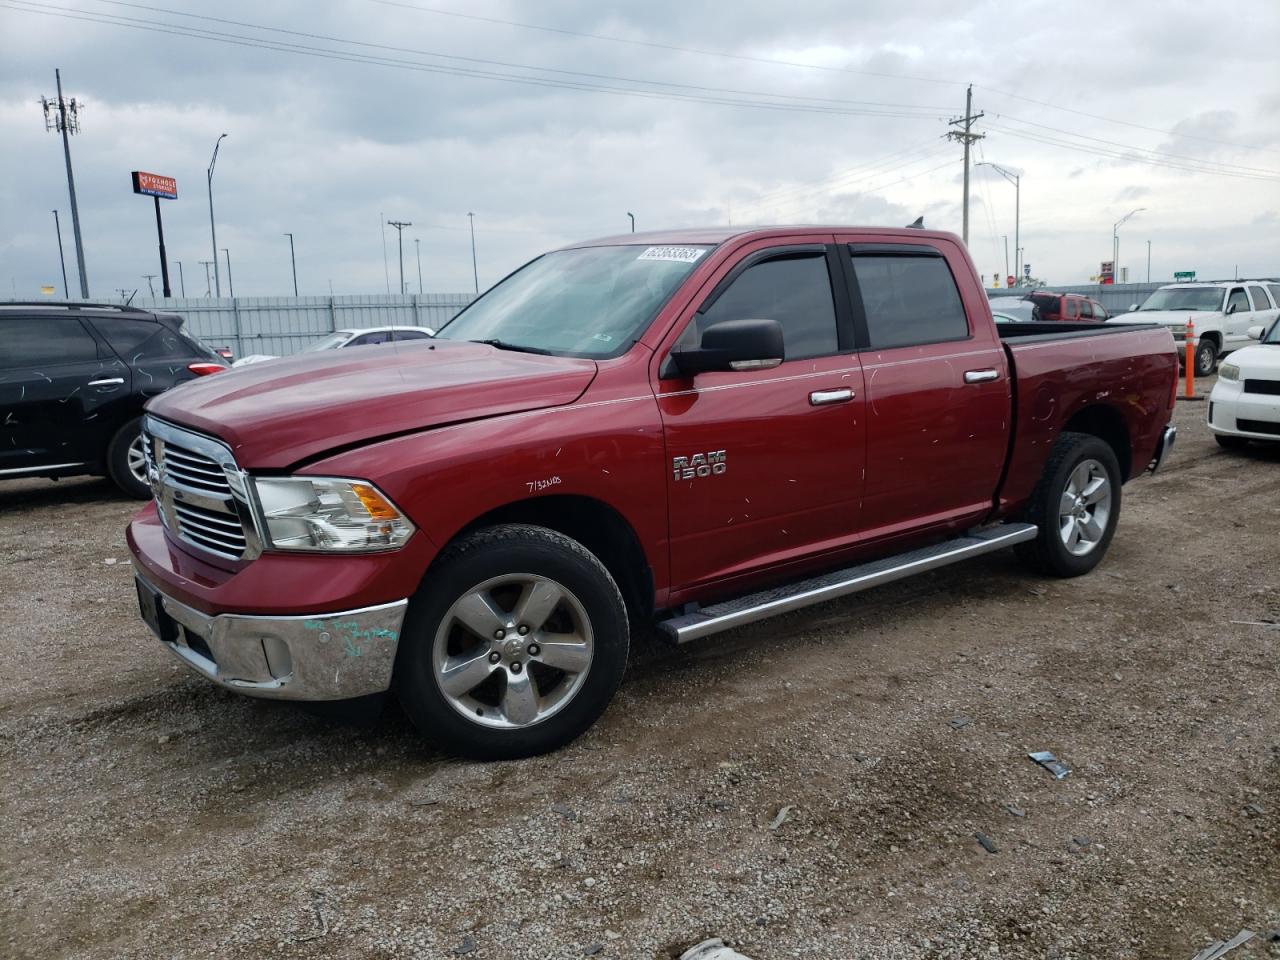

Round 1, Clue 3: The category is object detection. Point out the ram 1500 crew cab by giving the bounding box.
[128,227,1178,759]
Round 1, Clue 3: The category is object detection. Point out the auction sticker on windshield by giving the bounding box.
[637,246,707,263]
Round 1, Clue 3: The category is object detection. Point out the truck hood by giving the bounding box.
[146,339,598,468]
[1109,309,1221,328]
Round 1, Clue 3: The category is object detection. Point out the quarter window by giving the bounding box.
[697,253,839,361]
[1079,300,1094,319]
[851,253,969,349]
[0,316,100,368]
[1267,284,1280,309]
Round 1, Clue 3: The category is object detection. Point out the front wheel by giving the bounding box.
[1016,431,1122,578]
[106,417,151,499]
[396,524,629,760]
[1194,339,1218,377]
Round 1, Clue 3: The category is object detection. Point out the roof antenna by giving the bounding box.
[906,216,925,229]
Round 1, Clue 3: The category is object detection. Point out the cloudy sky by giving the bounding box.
[1,0,1277,300]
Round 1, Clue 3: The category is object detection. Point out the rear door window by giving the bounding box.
[1079,300,1094,319]
[697,253,839,360]
[87,316,201,361]
[0,315,100,368]
[849,252,969,349]
[1267,284,1280,308]
[1247,286,1273,311]
[348,331,391,346]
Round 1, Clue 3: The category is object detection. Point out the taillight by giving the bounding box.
[188,362,226,377]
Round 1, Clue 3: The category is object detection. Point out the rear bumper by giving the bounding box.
[1148,424,1177,474]
[134,571,407,700]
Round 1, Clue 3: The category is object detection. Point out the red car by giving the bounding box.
[1027,291,1110,322]
[129,226,1177,758]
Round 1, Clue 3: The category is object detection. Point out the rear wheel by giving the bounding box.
[106,417,151,499]
[1215,434,1250,451]
[1194,339,1218,377]
[396,524,628,760]
[1016,432,1122,578]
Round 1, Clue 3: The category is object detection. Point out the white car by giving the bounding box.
[232,325,435,367]
[1208,319,1280,449]
[1110,280,1280,377]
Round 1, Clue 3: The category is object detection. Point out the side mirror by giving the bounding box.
[1226,302,1238,315]
[1128,304,1138,312]
[1248,325,1264,340]
[668,318,784,377]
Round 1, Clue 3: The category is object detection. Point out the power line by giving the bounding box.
[765,157,961,222]
[1,1,948,122]
[742,137,946,210]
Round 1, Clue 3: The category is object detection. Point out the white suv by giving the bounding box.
[1111,280,1280,376]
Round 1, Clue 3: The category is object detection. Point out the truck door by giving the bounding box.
[834,236,1011,540]
[1224,287,1253,349]
[0,313,129,475]
[653,240,865,593]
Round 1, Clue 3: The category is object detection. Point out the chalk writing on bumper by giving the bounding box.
[134,573,407,701]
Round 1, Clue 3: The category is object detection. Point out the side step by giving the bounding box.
[657,522,1038,644]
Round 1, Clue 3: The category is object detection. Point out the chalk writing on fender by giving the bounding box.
[526,475,562,493]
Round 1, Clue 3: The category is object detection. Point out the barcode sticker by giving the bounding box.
[637,246,707,263]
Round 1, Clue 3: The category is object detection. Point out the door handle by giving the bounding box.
[809,387,854,406]
[88,377,125,387]
[963,369,999,384]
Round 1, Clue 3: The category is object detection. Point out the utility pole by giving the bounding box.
[221,248,234,297]
[380,211,390,294]
[415,238,423,294]
[42,70,89,298]
[52,209,69,298]
[284,233,298,296]
[975,161,1019,284]
[627,212,635,233]
[142,274,157,297]
[1146,240,1152,283]
[467,212,478,294]
[947,84,984,246]
[1001,235,1009,281]
[207,134,227,297]
[176,261,186,298]
[387,220,412,294]
[199,259,214,297]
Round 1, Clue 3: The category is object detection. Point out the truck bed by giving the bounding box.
[997,320,1162,342]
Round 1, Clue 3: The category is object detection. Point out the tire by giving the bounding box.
[1015,431,1122,578]
[1215,434,1250,451]
[105,417,151,499]
[395,524,629,760]
[1194,339,1218,377]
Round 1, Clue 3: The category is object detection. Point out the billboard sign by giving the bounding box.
[131,171,177,200]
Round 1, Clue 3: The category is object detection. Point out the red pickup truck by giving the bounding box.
[128,227,1178,759]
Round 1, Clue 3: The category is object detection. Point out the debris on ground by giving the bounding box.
[1072,835,1092,848]
[583,944,604,956]
[1228,620,1280,630]
[949,716,972,730]
[450,935,478,956]
[1189,930,1254,960]
[1244,802,1265,817]
[768,805,793,831]
[1004,804,1026,818]
[410,797,439,807]
[551,802,579,821]
[1028,750,1071,779]
[680,938,757,960]
[975,831,998,854]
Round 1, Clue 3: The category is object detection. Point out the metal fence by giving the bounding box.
[74,294,476,359]
[986,282,1163,314]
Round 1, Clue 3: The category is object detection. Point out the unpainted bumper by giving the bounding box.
[135,572,407,701]
[1148,424,1177,474]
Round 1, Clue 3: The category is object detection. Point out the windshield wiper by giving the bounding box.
[470,338,555,356]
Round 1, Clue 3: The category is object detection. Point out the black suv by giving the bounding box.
[0,302,227,498]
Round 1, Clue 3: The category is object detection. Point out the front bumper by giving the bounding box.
[1148,424,1177,474]
[1209,380,1280,440]
[134,571,407,701]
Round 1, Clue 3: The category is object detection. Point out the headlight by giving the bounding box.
[1218,362,1240,382]
[251,477,415,552]
[1170,328,1187,341]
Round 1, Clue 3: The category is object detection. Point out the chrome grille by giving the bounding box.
[143,417,259,562]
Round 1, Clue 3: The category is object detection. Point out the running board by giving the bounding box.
[657,522,1038,644]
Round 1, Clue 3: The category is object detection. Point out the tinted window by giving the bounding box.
[1227,288,1250,314]
[852,254,969,349]
[1267,284,1280,309]
[1247,286,1272,310]
[0,316,99,368]
[699,254,838,360]
[1079,300,1093,319]
[348,331,391,346]
[393,330,432,341]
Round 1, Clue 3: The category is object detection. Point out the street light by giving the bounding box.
[206,133,227,297]
[627,212,635,233]
[467,212,478,294]
[221,248,234,298]
[284,233,298,296]
[415,238,423,295]
[976,161,1020,285]
[1112,208,1145,285]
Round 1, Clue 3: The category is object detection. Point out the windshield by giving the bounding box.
[1265,320,1280,344]
[305,332,353,352]
[1139,287,1224,312]
[437,244,712,358]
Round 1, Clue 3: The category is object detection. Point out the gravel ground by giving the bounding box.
[3,383,1279,960]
